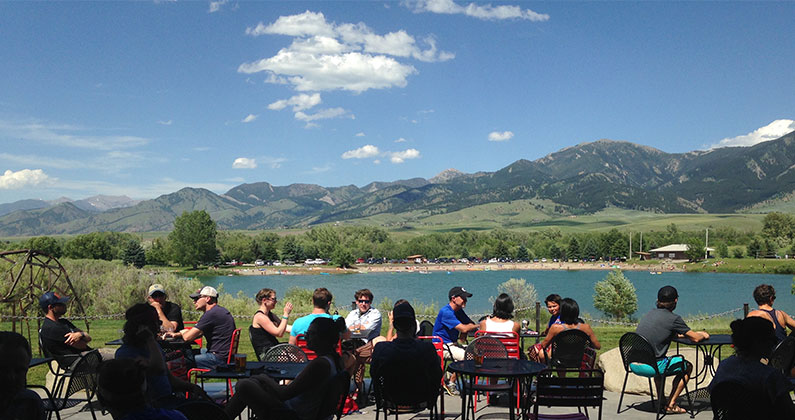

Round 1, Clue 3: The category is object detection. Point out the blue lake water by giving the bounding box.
[200,270,794,320]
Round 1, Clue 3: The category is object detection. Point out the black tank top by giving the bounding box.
[250,310,280,359]
[761,308,786,343]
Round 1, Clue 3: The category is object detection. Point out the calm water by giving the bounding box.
[200,270,794,319]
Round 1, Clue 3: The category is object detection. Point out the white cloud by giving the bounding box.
[355,132,365,137]
[710,119,795,149]
[193,146,211,152]
[268,93,322,112]
[488,130,514,142]
[240,10,452,93]
[342,145,380,159]
[0,169,53,189]
[412,0,550,22]
[157,120,173,125]
[389,148,421,163]
[294,107,354,123]
[208,0,228,13]
[232,157,257,169]
[242,114,258,123]
[260,156,287,169]
[373,159,381,164]
[0,120,149,150]
[394,137,407,143]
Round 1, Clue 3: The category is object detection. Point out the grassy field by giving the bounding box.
[14,313,734,387]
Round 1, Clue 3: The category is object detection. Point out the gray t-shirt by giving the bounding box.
[635,307,690,359]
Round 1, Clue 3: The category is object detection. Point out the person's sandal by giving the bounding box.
[665,405,687,414]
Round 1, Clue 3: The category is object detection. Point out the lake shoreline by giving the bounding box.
[224,260,686,276]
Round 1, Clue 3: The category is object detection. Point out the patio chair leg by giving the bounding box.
[617,372,629,413]
[655,377,666,420]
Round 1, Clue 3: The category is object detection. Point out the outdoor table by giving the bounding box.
[29,357,53,368]
[518,330,542,354]
[447,358,546,420]
[197,361,307,402]
[673,334,733,390]
[105,337,193,350]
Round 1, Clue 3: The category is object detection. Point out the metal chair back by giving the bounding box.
[465,336,508,360]
[769,336,795,376]
[262,344,308,363]
[474,330,521,359]
[534,368,604,420]
[548,328,591,369]
[418,320,434,337]
[42,350,101,420]
[618,332,659,374]
[710,379,775,420]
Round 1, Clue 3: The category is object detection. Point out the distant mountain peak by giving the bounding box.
[429,169,465,183]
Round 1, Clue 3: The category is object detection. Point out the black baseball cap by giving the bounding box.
[449,286,473,300]
[657,286,679,303]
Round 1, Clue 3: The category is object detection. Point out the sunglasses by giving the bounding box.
[358,300,371,304]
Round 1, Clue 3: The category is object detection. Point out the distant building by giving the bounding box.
[648,244,714,260]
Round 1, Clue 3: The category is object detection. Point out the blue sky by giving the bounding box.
[2,1,794,203]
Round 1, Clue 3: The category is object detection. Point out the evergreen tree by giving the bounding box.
[121,241,146,268]
[567,236,580,259]
[516,245,529,261]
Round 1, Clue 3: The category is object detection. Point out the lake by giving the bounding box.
[200,270,794,321]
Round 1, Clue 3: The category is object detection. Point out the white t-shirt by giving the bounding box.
[484,317,515,332]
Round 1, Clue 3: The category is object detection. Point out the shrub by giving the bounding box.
[593,269,638,320]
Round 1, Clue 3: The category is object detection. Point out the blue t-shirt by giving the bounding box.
[290,313,341,337]
[433,304,474,343]
[547,314,561,329]
[195,305,236,360]
[115,343,172,402]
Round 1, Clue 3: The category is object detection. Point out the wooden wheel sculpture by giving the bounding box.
[0,249,89,344]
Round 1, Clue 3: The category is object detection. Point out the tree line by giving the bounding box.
[1,210,794,268]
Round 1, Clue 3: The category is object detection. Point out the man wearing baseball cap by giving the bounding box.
[38,291,93,360]
[635,285,709,415]
[146,284,184,332]
[166,286,236,369]
[433,287,478,359]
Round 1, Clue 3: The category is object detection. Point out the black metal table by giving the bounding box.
[29,357,54,368]
[519,330,542,354]
[198,361,306,381]
[105,337,193,350]
[673,334,733,390]
[448,358,546,420]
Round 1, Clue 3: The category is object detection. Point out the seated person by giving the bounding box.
[529,297,600,363]
[708,317,795,418]
[0,331,46,420]
[289,288,348,344]
[38,291,93,363]
[371,302,443,407]
[479,293,520,333]
[543,294,562,334]
[147,284,184,332]
[97,358,189,420]
[344,289,386,403]
[115,304,208,407]
[386,299,420,341]
[746,284,795,344]
[250,288,293,360]
[167,286,236,369]
[225,317,347,420]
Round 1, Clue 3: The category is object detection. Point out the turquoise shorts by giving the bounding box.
[629,355,687,376]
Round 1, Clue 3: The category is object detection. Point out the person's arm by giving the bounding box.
[288,334,297,345]
[454,322,479,334]
[478,318,488,331]
[538,324,562,349]
[63,330,91,349]
[683,329,709,342]
[511,320,521,334]
[275,357,331,401]
[148,298,178,331]
[257,305,292,338]
[582,324,601,350]
[386,311,396,341]
[176,326,203,343]
[779,310,795,331]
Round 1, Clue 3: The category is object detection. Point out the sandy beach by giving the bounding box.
[227,261,685,276]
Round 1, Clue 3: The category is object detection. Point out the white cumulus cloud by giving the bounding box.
[488,130,514,142]
[208,0,228,13]
[412,0,550,22]
[710,119,795,149]
[394,137,407,143]
[0,169,53,189]
[342,145,380,159]
[242,114,258,123]
[268,93,322,112]
[389,148,421,163]
[232,157,257,169]
[157,120,173,126]
[240,10,452,93]
[294,108,354,124]
[355,132,365,137]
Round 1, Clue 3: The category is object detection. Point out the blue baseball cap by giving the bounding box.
[39,291,69,312]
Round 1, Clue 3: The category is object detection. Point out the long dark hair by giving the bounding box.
[492,293,514,319]
[558,298,580,324]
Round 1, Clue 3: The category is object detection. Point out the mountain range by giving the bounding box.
[1,131,794,237]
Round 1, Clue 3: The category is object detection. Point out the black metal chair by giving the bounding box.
[419,320,434,337]
[710,379,782,420]
[617,332,692,420]
[41,349,101,420]
[317,370,351,420]
[769,336,795,376]
[458,336,511,419]
[176,400,231,420]
[548,329,591,370]
[533,368,604,420]
[373,367,440,420]
[262,343,309,363]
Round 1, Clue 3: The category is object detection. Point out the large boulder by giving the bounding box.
[597,346,712,395]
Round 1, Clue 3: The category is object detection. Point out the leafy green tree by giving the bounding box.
[64,233,113,260]
[494,241,509,259]
[331,246,355,268]
[280,235,304,262]
[259,241,279,261]
[146,238,170,266]
[581,238,599,260]
[27,236,63,258]
[217,232,256,262]
[168,210,218,268]
[121,241,146,268]
[684,237,705,262]
[762,212,795,240]
[732,247,745,259]
[593,270,638,320]
[716,242,729,258]
[747,237,763,259]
